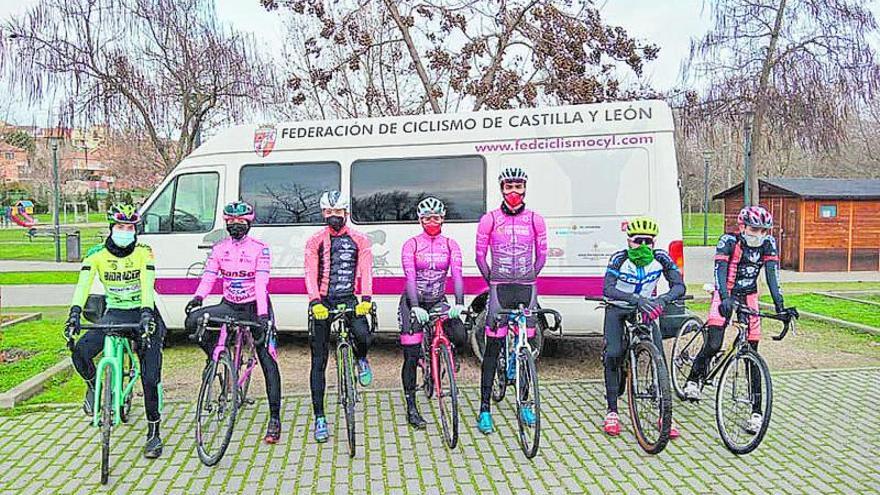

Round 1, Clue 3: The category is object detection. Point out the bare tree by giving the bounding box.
[262,0,659,118]
[0,0,279,174]
[677,0,879,204]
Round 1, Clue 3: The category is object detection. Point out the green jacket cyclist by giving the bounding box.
[65,204,166,459]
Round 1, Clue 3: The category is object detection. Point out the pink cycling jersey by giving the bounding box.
[402,232,464,306]
[194,236,271,316]
[475,206,548,284]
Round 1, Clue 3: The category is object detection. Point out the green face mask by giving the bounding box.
[627,244,654,267]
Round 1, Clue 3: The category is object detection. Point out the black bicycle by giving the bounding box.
[587,296,673,455]
[670,300,796,454]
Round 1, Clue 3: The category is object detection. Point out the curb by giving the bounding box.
[0,357,73,409]
[815,291,880,308]
[757,301,880,336]
[0,312,42,328]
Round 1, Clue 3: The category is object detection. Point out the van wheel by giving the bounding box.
[470,309,488,363]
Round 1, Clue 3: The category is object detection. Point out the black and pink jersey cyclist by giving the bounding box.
[398,197,468,429]
[184,201,284,444]
[683,205,797,432]
[475,167,548,435]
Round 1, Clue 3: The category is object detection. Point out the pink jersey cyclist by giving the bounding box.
[475,167,547,435]
[183,201,283,445]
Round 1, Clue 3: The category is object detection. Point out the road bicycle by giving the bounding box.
[587,295,674,455]
[192,313,262,466]
[491,304,561,459]
[670,297,796,454]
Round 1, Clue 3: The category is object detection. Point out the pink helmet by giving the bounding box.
[737,206,773,229]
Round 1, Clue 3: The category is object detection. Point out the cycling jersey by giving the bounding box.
[194,236,271,316]
[401,232,464,307]
[304,225,373,301]
[72,243,156,310]
[603,249,685,302]
[714,233,783,303]
[475,205,547,284]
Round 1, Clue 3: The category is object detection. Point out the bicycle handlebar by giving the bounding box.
[730,302,797,341]
[493,306,563,335]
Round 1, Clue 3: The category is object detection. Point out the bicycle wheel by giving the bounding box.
[671,319,705,400]
[195,352,238,466]
[515,349,541,459]
[338,345,357,458]
[435,343,459,449]
[626,340,672,455]
[491,336,508,402]
[120,352,134,424]
[715,349,772,455]
[100,364,113,485]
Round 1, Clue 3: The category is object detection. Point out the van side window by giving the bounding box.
[142,172,219,234]
[240,162,341,225]
[351,156,486,223]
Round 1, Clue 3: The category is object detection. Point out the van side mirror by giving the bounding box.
[198,228,227,249]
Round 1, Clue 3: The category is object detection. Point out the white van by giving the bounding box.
[136,100,684,347]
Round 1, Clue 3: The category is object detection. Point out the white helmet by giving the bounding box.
[498,167,528,183]
[416,197,446,218]
[320,190,350,210]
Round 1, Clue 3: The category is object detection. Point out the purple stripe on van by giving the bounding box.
[155,276,604,297]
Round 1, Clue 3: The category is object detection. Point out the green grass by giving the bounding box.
[682,212,724,246]
[0,226,106,261]
[0,271,79,285]
[0,315,68,394]
[688,282,880,298]
[760,293,880,328]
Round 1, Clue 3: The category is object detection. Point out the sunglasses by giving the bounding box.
[630,236,655,246]
[111,212,140,224]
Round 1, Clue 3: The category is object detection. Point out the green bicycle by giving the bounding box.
[67,322,159,485]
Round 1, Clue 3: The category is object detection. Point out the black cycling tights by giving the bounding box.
[480,336,504,413]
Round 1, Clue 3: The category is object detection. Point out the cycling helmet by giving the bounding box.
[107,204,141,225]
[222,200,255,222]
[498,167,528,183]
[626,216,659,237]
[416,197,446,218]
[737,206,773,229]
[320,190,350,210]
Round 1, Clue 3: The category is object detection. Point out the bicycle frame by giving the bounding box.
[430,315,455,393]
[209,323,258,392]
[93,335,141,428]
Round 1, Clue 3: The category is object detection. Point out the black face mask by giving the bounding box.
[226,222,250,240]
[326,215,345,232]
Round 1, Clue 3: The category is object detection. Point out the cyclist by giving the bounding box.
[305,190,375,443]
[66,204,166,459]
[183,200,283,444]
[601,216,685,438]
[475,167,547,434]
[682,206,797,432]
[399,197,468,429]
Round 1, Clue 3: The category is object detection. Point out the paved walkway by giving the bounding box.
[0,260,81,272]
[0,369,877,494]
[0,284,74,307]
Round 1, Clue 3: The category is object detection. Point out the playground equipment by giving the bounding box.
[10,200,36,228]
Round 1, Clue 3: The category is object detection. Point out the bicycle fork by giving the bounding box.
[93,336,122,428]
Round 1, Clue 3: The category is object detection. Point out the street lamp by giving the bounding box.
[46,133,63,263]
[743,110,755,206]
[701,149,715,246]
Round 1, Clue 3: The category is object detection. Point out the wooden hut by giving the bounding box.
[712,178,880,272]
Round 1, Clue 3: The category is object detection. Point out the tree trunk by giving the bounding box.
[749,0,787,205]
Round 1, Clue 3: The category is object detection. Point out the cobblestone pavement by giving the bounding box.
[0,368,877,494]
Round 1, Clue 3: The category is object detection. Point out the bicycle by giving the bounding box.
[65,322,147,485]
[191,313,262,466]
[670,298,796,454]
[310,303,377,458]
[490,304,561,459]
[414,308,473,449]
[586,295,673,455]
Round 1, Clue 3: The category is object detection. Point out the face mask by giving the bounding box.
[627,243,654,267]
[226,222,249,240]
[326,215,346,232]
[423,223,442,237]
[742,233,765,248]
[111,230,136,248]
[504,192,524,208]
